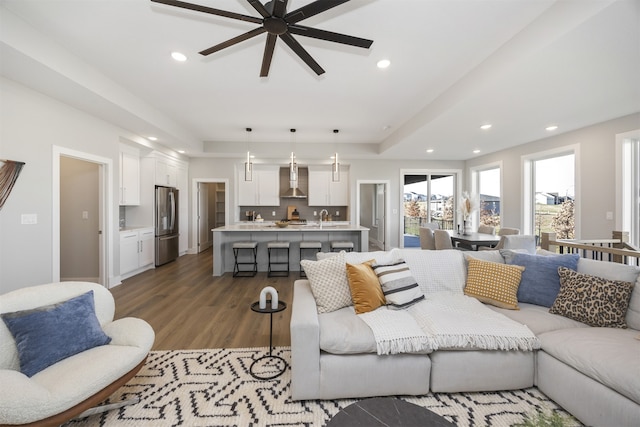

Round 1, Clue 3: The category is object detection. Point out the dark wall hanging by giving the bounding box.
[0,160,26,210]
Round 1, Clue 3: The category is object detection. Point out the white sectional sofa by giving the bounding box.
[290,248,640,427]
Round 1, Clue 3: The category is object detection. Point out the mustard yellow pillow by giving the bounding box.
[346,260,386,314]
[464,258,525,310]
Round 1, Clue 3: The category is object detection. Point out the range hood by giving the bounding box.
[281,181,306,199]
[280,166,307,199]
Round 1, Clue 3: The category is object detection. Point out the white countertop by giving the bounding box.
[214,222,368,232]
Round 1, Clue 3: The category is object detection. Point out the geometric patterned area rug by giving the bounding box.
[64,347,582,427]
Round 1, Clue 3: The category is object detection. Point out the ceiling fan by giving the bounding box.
[150,0,373,76]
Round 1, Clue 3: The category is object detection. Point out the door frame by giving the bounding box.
[53,146,112,287]
[191,178,229,254]
[356,180,390,250]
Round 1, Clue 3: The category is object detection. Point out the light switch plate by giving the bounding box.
[21,214,37,224]
[606,211,613,220]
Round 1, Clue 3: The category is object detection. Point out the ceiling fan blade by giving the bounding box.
[247,0,270,18]
[280,33,325,75]
[151,0,262,24]
[260,34,278,77]
[288,25,373,49]
[271,0,288,18]
[199,27,266,56]
[285,0,350,24]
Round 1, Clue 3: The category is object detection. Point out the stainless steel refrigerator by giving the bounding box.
[155,185,179,266]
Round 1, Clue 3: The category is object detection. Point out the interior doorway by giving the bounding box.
[53,146,112,286]
[192,179,228,254]
[357,180,390,251]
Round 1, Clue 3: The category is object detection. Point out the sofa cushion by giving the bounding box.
[394,249,467,294]
[301,251,352,314]
[504,252,580,307]
[464,258,524,310]
[539,327,640,404]
[372,260,424,309]
[502,235,537,253]
[1,291,112,377]
[464,251,505,264]
[488,303,589,335]
[318,306,377,354]
[549,267,634,328]
[577,258,640,330]
[346,261,386,314]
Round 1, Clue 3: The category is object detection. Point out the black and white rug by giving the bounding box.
[65,347,580,426]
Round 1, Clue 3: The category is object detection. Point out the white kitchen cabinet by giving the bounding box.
[120,227,155,279]
[308,166,349,206]
[237,165,280,206]
[155,157,180,187]
[119,148,140,206]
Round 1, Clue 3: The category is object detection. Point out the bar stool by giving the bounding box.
[299,241,322,277]
[232,241,258,277]
[330,241,354,252]
[267,241,290,277]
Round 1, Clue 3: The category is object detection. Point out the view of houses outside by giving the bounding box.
[403,155,575,247]
[534,154,575,241]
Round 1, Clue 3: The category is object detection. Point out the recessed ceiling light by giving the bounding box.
[480,124,492,130]
[546,125,558,131]
[377,59,391,69]
[382,125,392,131]
[426,149,434,153]
[171,51,187,62]
[147,136,158,141]
[473,149,481,154]
[177,150,185,154]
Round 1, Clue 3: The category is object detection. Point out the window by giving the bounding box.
[472,165,501,232]
[523,148,577,244]
[401,170,460,247]
[617,131,640,247]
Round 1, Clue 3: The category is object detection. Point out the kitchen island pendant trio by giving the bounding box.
[155,185,179,266]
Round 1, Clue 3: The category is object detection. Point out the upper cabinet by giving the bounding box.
[308,165,349,206]
[237,164,280,206]
[119,145,140,206]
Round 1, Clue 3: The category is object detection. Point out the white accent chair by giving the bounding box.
[0,282,154,426]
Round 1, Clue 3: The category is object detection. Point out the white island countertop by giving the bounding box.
[214,221,367,232]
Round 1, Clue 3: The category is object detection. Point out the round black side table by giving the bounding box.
[250,300,287,380]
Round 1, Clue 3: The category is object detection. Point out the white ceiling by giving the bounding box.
[1,0,639,161]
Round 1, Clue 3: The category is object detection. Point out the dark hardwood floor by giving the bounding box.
[110,247,296,350]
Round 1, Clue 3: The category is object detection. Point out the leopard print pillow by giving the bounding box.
[549,267,634,328]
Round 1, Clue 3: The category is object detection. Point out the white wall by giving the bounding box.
[1,78,126,293]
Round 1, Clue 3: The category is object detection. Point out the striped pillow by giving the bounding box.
[372,260,424,310]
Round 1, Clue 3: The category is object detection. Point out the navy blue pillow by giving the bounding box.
[1,291,112,377]
[506,253,580,307]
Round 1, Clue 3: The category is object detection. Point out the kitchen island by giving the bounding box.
[212,223,369,276]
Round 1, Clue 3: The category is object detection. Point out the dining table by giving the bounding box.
[447,230,501,250]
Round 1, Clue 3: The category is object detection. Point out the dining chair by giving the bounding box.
[477,224,495,235]
[434,229,454,250]
[478,227,521,250]
[419,227,436,250]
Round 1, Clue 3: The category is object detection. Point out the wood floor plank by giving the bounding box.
[111,248,295,350]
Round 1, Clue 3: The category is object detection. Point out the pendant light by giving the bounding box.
[332,129,340,182]
[289,128,298,183]
[244,127,253,181]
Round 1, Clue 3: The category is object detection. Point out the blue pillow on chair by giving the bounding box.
[1,290,112,377]
[504,252,580,307]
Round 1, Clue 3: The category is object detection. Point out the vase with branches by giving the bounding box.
[458,191,478,235]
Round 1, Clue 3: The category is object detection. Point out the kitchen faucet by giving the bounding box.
[319,209,329,229]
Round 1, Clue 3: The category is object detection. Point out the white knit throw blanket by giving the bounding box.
[358,293,540,355]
